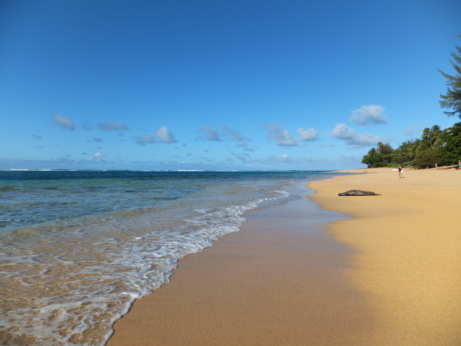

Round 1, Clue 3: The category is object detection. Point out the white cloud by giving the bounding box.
[221,125,251,142]
[52,115,76,130]
[296,127,318,141]
[31,134,42,139]
[94,137,103,142]
[331,123,381,147]
[350,105,387,125]
[89,153,105,162]
[155,126,178,143]
[135,135,156,145]
[98,121,129,131]
[200,126,220,141]
[404,125,423,137]
[265,123,298,146]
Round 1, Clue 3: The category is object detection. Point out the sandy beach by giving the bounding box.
[107,168,461,346]
[309,167,461,345]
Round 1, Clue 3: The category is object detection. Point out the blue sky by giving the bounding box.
[1,0,460,170]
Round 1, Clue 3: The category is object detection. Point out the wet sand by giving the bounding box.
[107,182,374,346]
[309,167,461,345]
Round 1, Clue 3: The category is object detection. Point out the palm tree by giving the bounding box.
[439,35,461,118]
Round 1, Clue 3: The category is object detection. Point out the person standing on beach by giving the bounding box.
[435,163,438,169]
[398,165,402,178]
[458,160,460,169]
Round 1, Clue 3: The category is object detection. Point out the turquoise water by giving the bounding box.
[0,170,338,346]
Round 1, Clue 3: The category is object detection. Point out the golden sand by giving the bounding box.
[309,167,461,345]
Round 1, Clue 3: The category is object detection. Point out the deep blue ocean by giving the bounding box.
[0,170,340,345]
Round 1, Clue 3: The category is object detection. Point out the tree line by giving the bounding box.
[362,36,461,169]
[362,123,461,168]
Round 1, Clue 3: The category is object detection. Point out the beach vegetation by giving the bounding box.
[362,123,461,168]
[439,35,461,119]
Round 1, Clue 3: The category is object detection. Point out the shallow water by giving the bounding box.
[0,170,339,345]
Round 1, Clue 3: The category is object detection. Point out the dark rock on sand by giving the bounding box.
[338,190,379,196]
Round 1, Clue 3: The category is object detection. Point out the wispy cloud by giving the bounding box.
[87,137,104,143]
[221,125,252,142]
[316,143,336,147]
[31,134,42,139]
[155,126,177,143]
[236,143,255,152]
[404,125,423,137]
[296,127,318,141]
[98,121,129,131]
[331,123,381,147]
[135,135,156,145]
[53,115,76,130]
[265,123,298,146]
[199,126,221,141]
[350,105,387,125]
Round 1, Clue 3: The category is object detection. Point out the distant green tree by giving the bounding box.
[437,122,461,164]
[414,148,438,168]
[377,142,393,154]
[361,147,381,168]
[398,139,420,161]
[377,142,393,163]
[439,35,461,118]
[389,148,408,164]
[421,125,442,148]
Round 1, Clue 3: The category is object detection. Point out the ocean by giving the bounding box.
[0,170,340,346]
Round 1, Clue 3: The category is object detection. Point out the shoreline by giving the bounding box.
[107,180,374,345]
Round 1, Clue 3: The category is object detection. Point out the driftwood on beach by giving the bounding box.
[338,190,380,196]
